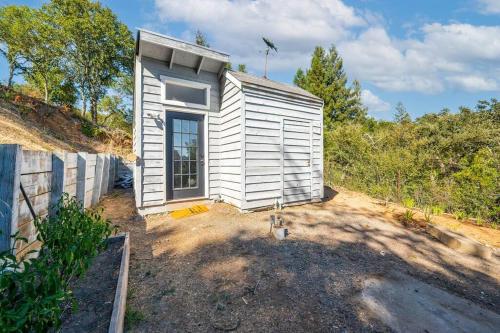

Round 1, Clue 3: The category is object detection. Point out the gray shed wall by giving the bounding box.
[135,56,221,207]
[240,84,324,210]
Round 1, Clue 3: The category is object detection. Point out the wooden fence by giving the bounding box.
[0,144,119,257]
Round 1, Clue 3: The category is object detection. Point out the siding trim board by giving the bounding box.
[134,32,323,213]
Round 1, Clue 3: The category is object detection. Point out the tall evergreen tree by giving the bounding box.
[394,101,411,123]
[237,64,247,73]
[294,46,366,128]
[195,30,210,47]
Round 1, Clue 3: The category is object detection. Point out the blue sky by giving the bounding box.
[1,0,499,120]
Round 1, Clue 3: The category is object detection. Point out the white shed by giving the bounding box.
[134,29,324,214]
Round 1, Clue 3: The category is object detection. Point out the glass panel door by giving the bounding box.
[166,112,204,200]
[173,119,199,189]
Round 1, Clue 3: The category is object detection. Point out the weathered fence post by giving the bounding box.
[50,152,66,217]
[0,144,22,252]
[76,152,87,208]
[108,155,116,193]
[101,154,110,196]
[93,153,105,206]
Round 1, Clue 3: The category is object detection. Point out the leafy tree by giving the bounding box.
[0,6,32,87]
[46,0,134,123]
[0,6,65,102]
[237,64,247,73]
[394,102,411,123]
[225,62,248,73]
[195,29,210,47]
[324,98,499,225]
[295,46,366,128]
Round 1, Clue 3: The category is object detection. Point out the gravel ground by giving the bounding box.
[99,188,499,332]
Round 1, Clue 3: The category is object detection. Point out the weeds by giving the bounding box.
[423,207,433,225]
[402,198,415,209]
[0,195,114,332]
[125,306,145,328]
[453,210,467,221]
[402,209,415,226]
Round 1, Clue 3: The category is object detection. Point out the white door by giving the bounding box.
[282,119,312,204]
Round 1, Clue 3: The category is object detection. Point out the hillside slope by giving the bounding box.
[0,87,133,159]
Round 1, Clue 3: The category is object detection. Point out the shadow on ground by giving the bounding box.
[102,189,499,333]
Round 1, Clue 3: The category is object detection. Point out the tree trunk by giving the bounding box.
[90,97,98,124]
[81,87,87,117]
[7,63,15,88]
[43,77,49,103]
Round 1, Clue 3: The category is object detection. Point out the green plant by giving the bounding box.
[453,210,467,221]
[475,216,484,226]
[125,306,145,328]
[0,195,114,331]
[423,207,433,225]
[402,198,415,209]
[81,121,96,137]
[402,209,415,226]
[431,205,444,216]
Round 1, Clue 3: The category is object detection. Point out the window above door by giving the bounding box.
[160,76,210,110]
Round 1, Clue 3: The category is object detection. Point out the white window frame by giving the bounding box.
[160,75,210,110]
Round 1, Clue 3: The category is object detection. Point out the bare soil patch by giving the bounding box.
[59,236,124,332]
[0,89,132,159]
[99,189,499,332]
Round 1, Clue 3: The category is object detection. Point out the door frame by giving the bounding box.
[163,108,209,202]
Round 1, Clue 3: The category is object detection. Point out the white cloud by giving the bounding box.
[477,0,500,14]
[153,0,365,74]
[446,75,499,91]
[339,24,500,93]
[361,89,391,113]
[151,0,500,94]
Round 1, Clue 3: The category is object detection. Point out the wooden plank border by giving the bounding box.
[108,233,130,333]
[0,144,22,252]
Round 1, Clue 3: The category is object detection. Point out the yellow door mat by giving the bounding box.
[169,205,209,219]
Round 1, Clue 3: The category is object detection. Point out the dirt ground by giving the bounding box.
[99,188,499,332]
[0,98,132,159]
[60,236,124,332]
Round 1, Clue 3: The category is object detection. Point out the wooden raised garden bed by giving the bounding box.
[60,233,130,333]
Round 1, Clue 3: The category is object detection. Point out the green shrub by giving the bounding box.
[0,195,114,332]
[402,198,415,209]
[431,205,445,216]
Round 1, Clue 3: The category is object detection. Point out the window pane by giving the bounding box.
[182,175,189,188]
[173,161,181,174]
[189,161,197,174]
[189,174,197,187]
[174,175,181,188]
[165,83,206,106]
[173,147,181,160]
[181,161,189,174]
[189,147,197,160]
[182,147,189,160]
[189,134,197,146]
[173,119,181,132]
[173,133,181,146]
[182,133,190,147]
[182,119,190,133]
[190,121,198,134]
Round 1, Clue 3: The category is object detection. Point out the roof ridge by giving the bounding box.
[228,70,321,101]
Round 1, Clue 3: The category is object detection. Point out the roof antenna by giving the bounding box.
[262,37,278,79]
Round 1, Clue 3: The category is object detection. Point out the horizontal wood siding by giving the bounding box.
[242,85,323,210]
[140,57,221,206]
[218,79,242,207]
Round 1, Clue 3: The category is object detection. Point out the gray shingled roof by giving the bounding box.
[229,71,322,102]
